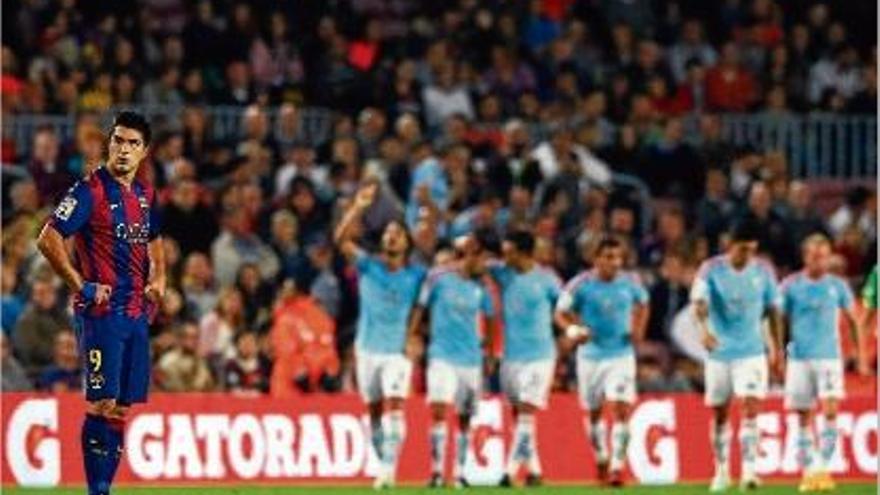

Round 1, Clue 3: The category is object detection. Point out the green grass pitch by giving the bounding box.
[2,484,877,495]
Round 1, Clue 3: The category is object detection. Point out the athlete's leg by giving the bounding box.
[608,400,632,474]
[429,402,449,480]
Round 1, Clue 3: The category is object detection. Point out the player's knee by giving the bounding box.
[611,401,631,420]
[588,408,603,423]
[368,401,383,420]
[87,399,117,417]
[823,400,839,420]
[385,398,405,411]
[430,403,447,422]
[458,414,471,430]
[741,397,761,418]
[518,402,538,415]
[797,410,813,427]
[109,405,129,420]
[712,406,729,424]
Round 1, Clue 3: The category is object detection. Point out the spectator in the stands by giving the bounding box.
[706,42,758,111]
[1,264,24,335]
[1,333,31,391]
[223,331,270,395]
[37,330,81,392]
[212,207,280,287]
[12,276,71,372]
[156,322,216,392]
[180,252,219,320]
[198,286,246,361]
[162,179,218,256]
[28,126,74,207]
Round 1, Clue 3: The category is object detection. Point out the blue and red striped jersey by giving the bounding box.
[48,166,161,318]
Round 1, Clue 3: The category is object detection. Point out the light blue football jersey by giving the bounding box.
[488,262,561,362]
[419,268,494,367]
[354,250,427,354]
[690,255,779,361]
[558,270,649,360]
[781,272,854,360]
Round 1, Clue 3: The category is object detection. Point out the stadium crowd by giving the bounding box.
[1,0,877,396]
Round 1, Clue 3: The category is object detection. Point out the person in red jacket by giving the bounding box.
[706,42,758,112]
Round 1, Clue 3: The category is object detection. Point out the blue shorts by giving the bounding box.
[75,313,150,405]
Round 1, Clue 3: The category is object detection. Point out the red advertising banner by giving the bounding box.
[2,392,876,487]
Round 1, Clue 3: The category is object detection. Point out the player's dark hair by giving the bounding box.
[595,236,625,255]
[729,217,762,242]
[111,111,152,145]
[504,229,535,254]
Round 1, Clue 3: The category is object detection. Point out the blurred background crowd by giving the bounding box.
[1,0,876,397]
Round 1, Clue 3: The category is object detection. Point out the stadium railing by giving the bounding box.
[3,108,876,179]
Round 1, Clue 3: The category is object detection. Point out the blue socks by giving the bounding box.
[82,414,125,495]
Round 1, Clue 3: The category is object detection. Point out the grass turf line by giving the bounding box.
[2,484,877,495]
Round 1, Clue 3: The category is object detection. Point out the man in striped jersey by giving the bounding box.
[37,111,165,495]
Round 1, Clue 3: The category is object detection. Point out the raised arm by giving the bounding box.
[333,183,377,261]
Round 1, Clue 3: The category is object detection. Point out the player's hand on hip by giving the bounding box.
[701,330,719,351]
[80,282,112,305]
[144,280,166,303]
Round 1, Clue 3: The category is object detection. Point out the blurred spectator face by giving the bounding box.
[611,24,632,51]
[236,332,258,360]
[550,128,574,155]
[413,217,437,253]
[637,41,660,70]
[10,180,39,213]
[720,43,739,67]
[332,137,359,166]
[664,118,684,143]
[358,108,386,137]
[161,287,184,319]
[802,235,832,274]
[699,114,722,141]
[705,169,728,197]
[33,128,59,165]
[381,221,410,256]
[395,114,421,143]
[53,330,79,370]
[534,237,555,266]
[238,264,262,292]
[114,73,136,102]
[182,106,207,134]
[629,95,654,121]
[243,105,269,140]
[584,92,607,119]
[748,182,772,216]
[183,69,204,96]
[443,145,470,173]
[1,264,17,294]
[594,244,624,279]
[437,62,456,88]
[271,210,298,246]
[220,288,244,317]
[682,20,704,44]
[609,207,634,235]
[808,3,829,29]
[114,38,134,66]
[479,95,502,122]
[224,209,252,236]
[518,92,540,118]
[184,253,213,285]
[31,279,57,310]
[179,323,200,355]
[172,180,199,210]
[788,181,810,210]
[791,25,810,51]
[290,182,316,216]
[379,137,406,164]
[226,61,250,88]
[658,210,685,241]
[240,183,263,216]
[766,86,787,110]
[686,61,706,83]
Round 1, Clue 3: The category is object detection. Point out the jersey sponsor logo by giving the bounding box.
[115,222,151,244]
[88,372,105,390]
[53,196,77,221]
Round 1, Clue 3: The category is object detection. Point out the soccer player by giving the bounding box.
[36,111,165,495]
[780,234,865,492]
[555,237,649,486]
[485,230,562,487]
[334,182,427,489]
[691,221,784,492]
[409,235,495,488]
